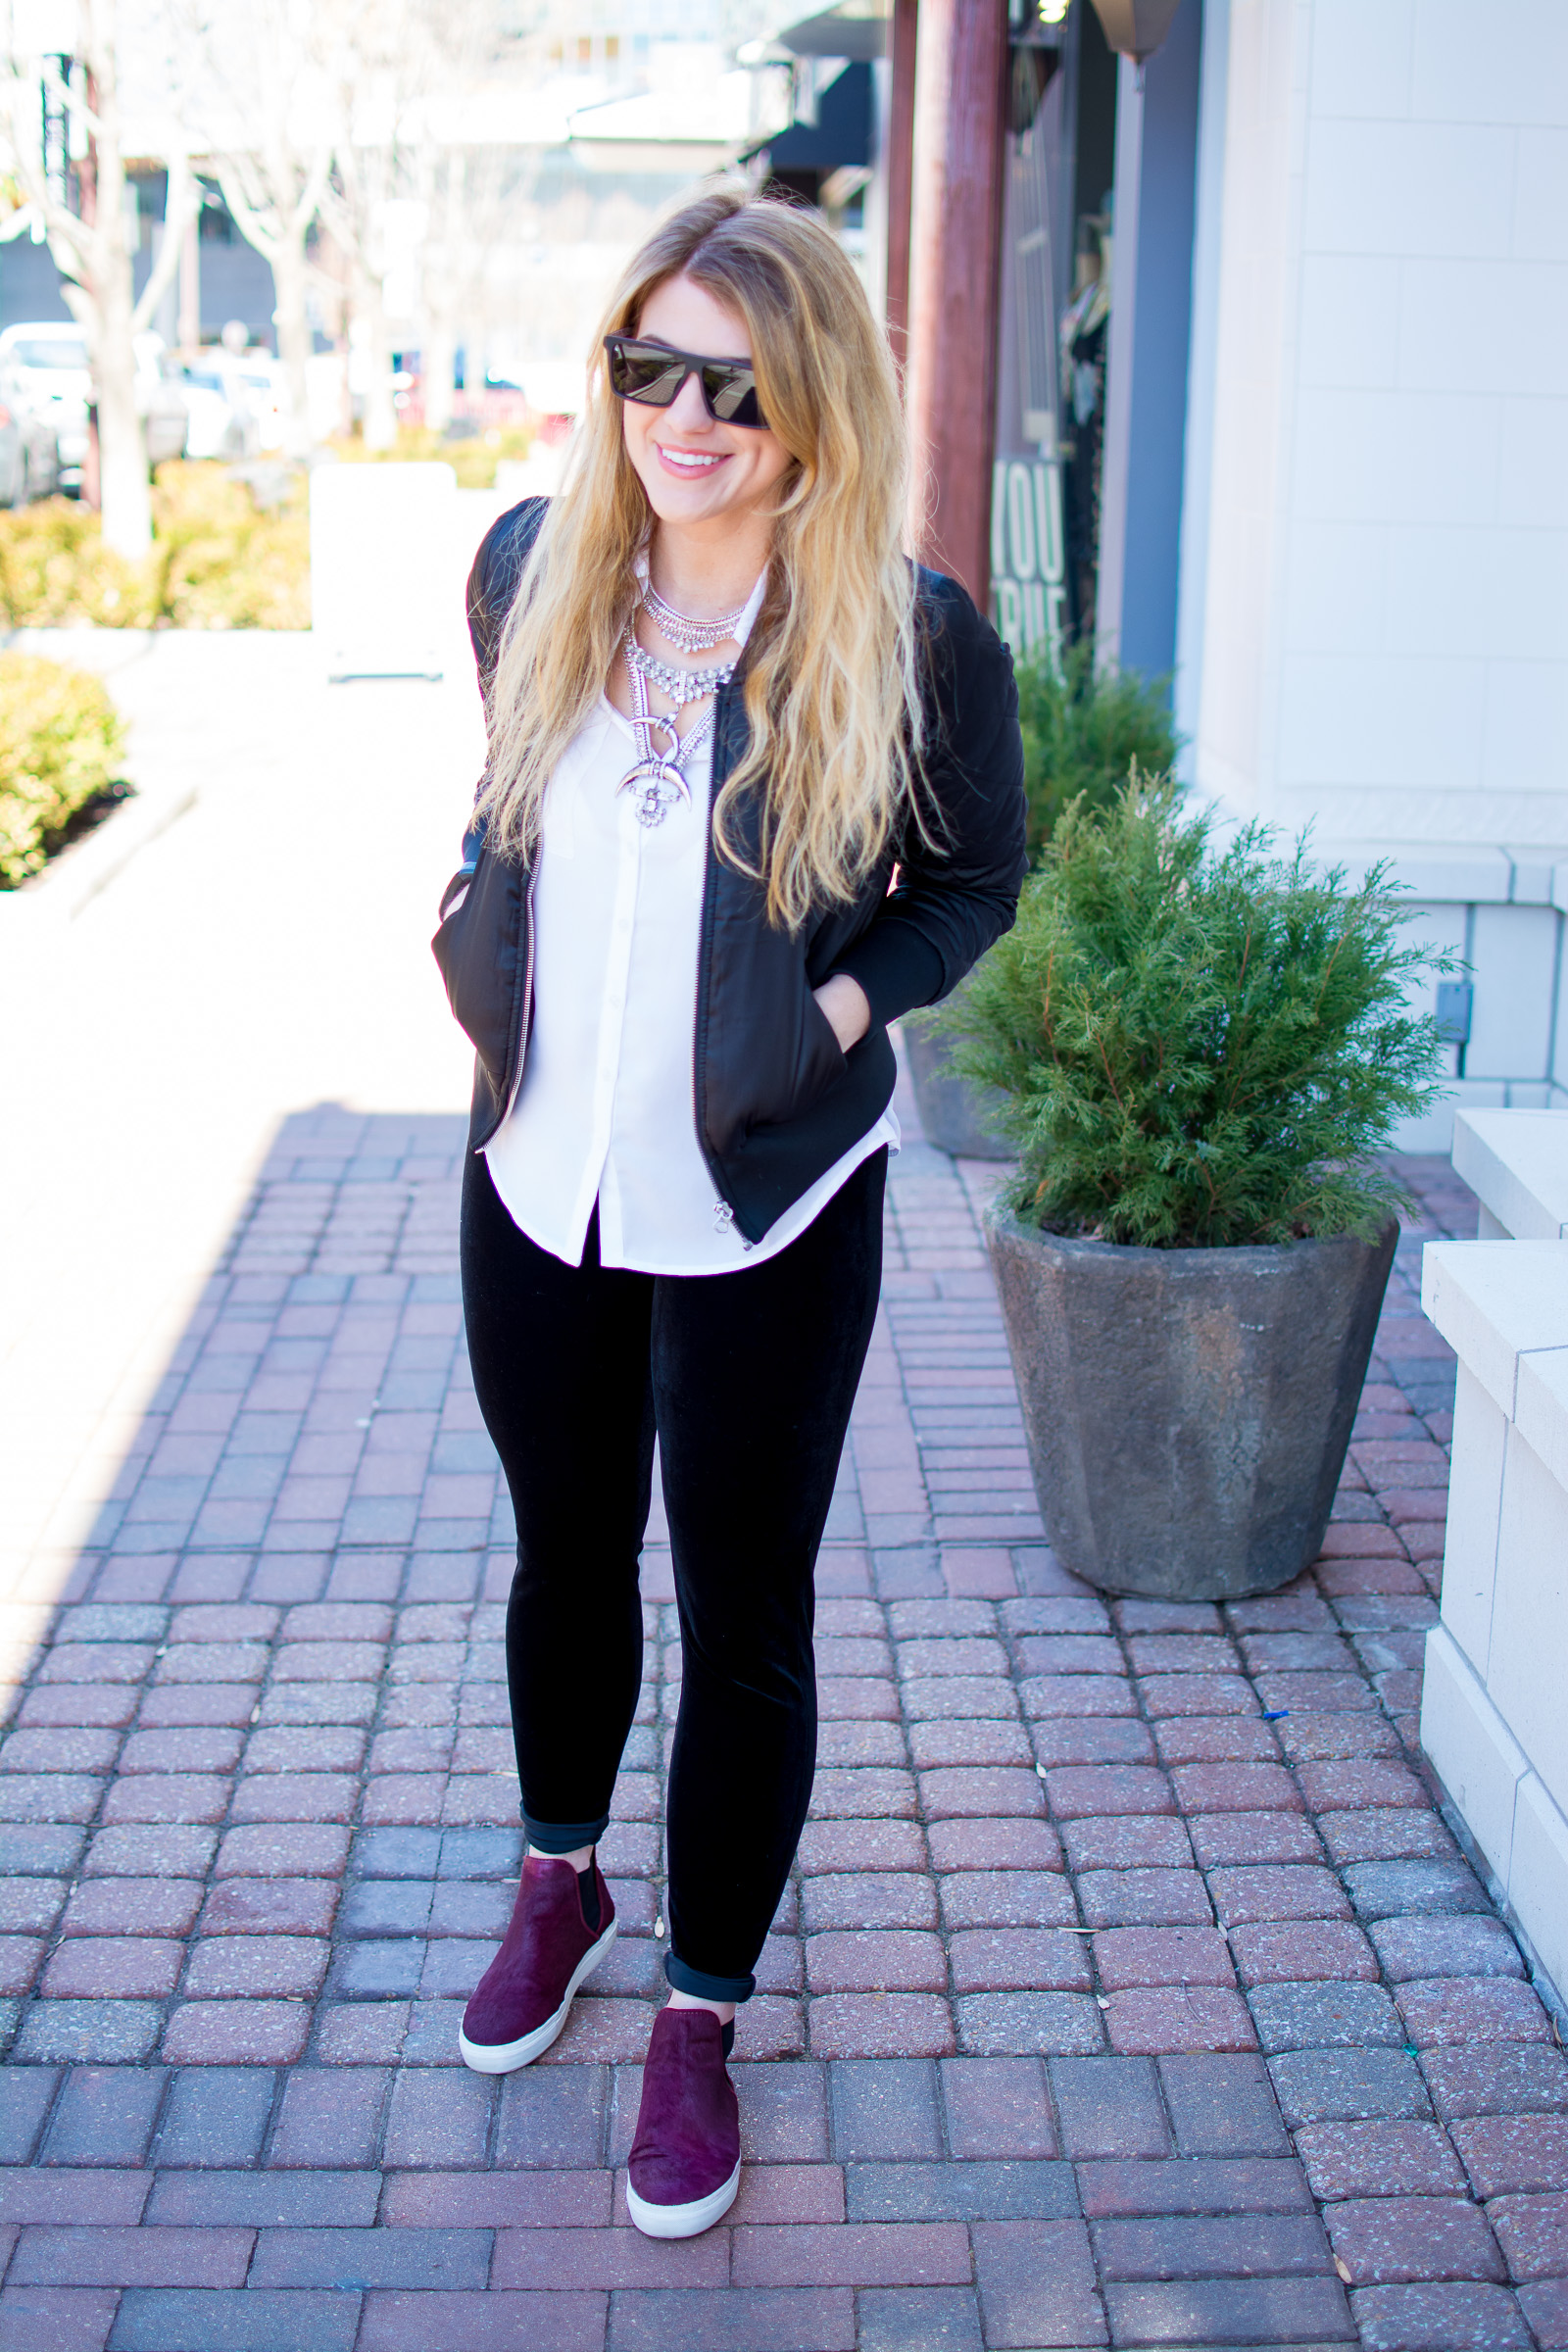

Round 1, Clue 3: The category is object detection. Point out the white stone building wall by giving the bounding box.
[1178,0,1568,1140]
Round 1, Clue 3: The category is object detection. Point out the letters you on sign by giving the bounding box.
[990,458,1066,671]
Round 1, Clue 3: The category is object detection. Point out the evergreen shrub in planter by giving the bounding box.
[908,644,1178,1158]
[936,775,1446,1599]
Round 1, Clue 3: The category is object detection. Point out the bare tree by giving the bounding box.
[315,0,503,449]
[416,138,521,434]
[308,0,429,450]
[192,0,331,460]
[318,124,398,447]
[408,0,504,434]
[2,0,198,555]
[190,0,503,458]
[415,140,465,435]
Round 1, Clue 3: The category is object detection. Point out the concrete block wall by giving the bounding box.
[1421,1112,1568,2010]
[1179,3,1568,1119]
[1185,0,1568,850]
[1454,1106,1568,1240]
[1298,850,1567,1151]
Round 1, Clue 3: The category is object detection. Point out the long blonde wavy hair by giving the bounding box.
[475,185,925,929]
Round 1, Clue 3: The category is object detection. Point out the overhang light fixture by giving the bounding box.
[1089,0,1182,62]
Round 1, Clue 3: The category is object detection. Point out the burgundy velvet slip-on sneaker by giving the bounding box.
[459,1852,615,2073]
[625,2004,741,2239]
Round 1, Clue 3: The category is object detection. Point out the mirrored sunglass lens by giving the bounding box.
[612,344,686,404]
[704,367,761,425]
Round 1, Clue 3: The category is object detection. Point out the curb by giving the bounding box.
[0,624,201,953]
[0,767,199,949]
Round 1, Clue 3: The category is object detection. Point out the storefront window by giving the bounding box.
[990,0,1117,665]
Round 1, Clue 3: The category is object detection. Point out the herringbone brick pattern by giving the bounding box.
[1,1083,1563,2350]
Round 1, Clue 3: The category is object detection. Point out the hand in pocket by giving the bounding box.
[811,973,871,1054]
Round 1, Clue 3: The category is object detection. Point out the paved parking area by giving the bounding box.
[1,1074,1564,2351]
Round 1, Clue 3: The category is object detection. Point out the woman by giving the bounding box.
[433,185,1026,2238]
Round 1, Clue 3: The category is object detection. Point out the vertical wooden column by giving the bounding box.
[905,0,1009,607]
[884,0,919,363]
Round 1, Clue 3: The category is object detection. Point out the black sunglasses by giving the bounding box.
[603,334,768,430]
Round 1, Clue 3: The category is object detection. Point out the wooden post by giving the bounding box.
[884,0,918,363]
[905,0,1008,608]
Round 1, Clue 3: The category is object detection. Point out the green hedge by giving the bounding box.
[330,420,538,490]
[0,463,310,630]
[0,653,127,886]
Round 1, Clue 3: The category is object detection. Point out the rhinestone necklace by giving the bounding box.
[616,630,724,829]
[623,638,735,710]
[641,577,748,654]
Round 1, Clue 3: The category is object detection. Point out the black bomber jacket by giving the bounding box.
[432,497,1029,1246]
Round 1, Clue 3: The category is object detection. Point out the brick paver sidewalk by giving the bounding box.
[1,1074,1565,2352]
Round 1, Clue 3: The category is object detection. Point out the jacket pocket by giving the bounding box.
[795,976,851,1108]
[429,880,475,1022]
[430,845,524,1091]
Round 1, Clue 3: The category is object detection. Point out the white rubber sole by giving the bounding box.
[458,1918,617,2075]
[626,2158,741,2240]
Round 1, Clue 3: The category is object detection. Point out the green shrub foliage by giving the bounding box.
[0,653,127,886]
[0,463,309,630]
[329,420,538,489]
[937,773,1447,1249]
[1016,640,1179,855]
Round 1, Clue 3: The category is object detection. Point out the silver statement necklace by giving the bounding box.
[623,640,731,709]
[616,584,742,830]
[641,576,747,654]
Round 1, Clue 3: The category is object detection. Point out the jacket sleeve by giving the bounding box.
[834,571,1029,1031]
[452,497,549,877]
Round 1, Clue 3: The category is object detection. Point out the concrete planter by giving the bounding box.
[904,1023,1012,1160]
[984,1201,1398,1599]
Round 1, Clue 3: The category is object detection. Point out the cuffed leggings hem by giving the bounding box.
[665,1950,757,2004]
[521,1812,611,1855]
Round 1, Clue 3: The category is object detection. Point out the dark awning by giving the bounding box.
[749,60,873,173]
[775,8,886,61]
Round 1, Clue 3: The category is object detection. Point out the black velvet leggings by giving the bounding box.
[460,1148,886,2002]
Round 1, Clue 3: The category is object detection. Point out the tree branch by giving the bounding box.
[213,158,284,263]
[131,149,198,335]
[290,143,332,240]
[0,74,108,273]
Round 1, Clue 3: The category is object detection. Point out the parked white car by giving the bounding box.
[0,322,188,492]
[136,335,189,469]
[0,364,61,504]
[0,321,91,492]
[176,360,260,462]
[230,355,287,452]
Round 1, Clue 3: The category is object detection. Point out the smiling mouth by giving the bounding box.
[656,445,727,475]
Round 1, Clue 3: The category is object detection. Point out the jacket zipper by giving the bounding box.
[692,675,733,1215]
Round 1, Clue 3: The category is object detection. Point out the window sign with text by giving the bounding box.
[991,452,1066,671]
[989,33,1070,675]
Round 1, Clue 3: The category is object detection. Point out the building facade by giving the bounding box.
[1005,0,1568,1146]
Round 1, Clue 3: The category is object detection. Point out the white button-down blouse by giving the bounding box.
[481,579,898,1275]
